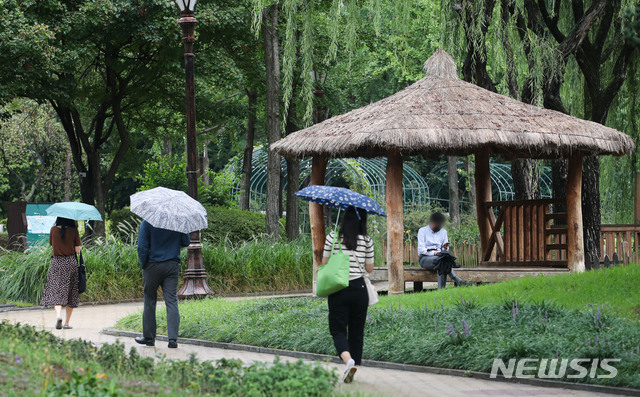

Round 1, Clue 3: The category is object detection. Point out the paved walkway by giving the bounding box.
[0,302,619,397]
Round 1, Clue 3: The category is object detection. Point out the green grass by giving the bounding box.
[0,238,312,305]
[117,266,640,389]
[396,265,640,320]
[0,322,338,396]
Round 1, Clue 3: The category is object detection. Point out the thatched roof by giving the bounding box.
[272,49,634,159]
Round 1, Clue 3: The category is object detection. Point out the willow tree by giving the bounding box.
[441,0,639,268]
[249,0,420,238]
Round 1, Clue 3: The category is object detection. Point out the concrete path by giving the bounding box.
[0,302,620,397]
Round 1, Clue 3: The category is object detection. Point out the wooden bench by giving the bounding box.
[370,266,570,292]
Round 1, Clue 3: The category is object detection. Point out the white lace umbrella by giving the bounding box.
[130,187,207,234]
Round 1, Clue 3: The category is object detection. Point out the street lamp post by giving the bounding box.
[174,0,213,299]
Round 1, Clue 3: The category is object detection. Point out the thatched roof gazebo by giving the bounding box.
[272,49,634,294]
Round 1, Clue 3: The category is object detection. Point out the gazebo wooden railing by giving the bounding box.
[600,224,640,264]
[482,198,569,267]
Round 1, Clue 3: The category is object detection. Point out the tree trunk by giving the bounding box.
[162,139,172,155]
[239,89,258,211]
[64,151,72,201]
[200,140,210,186]
[447,156,460,223]
[286,158,300,240]
[512,159,540,200]
[464,156,476,213]
[262,4,281,239]
[285,92,300,241]
[582,155,601,269]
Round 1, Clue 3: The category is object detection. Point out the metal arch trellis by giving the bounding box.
[426,161,553,203]
[231,148,553,210]
[232,147,431,210]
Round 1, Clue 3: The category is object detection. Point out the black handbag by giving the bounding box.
[77,252,87,294]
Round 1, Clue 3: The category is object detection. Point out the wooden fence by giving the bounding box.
[381,242,481,267]
[600,224,640,265]
[482,199,568,267]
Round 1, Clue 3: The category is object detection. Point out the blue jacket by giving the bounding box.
[137,220,190,268]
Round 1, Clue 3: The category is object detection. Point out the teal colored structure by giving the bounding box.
[26,203,56,247]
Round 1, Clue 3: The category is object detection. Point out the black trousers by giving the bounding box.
[142,260,180,340]
[328,277,369,365]
[419,254,462,289]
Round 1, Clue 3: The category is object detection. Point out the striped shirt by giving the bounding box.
[323,231,374,280]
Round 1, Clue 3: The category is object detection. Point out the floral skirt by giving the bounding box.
[40,255,79,308]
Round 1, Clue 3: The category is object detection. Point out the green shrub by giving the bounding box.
[0,322,338,396]
[108,207,141,243]
[199,169,238,208]
[202,206,284,244]
[139,154,188,193]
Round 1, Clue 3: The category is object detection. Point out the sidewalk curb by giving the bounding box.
[103,328,639,397]
[0,290,312,313]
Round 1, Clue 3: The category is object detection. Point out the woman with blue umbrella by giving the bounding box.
[296,185,385,384]
[40,202,102,329]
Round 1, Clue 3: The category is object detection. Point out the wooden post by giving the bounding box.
[567,154,585,272]
[634,172,640,224]
[310,155,328,295]
[475,152,493,260]
[386,150,404,294]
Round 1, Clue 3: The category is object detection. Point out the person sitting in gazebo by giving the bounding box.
[417,213,468,289]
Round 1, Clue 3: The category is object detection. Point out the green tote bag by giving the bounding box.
[316,234,350,297]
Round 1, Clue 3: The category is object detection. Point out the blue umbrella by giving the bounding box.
[46,202,103,221]
[295,185,386,216]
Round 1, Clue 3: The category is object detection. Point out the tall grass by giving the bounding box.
[201,238,312,294]
[0,238,312,304]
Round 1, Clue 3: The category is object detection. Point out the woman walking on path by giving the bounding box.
[40,217,81,329]
[322,206,374,384]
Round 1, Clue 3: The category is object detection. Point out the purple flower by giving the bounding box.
[441,299,444,310]
[434,318,437,334]
[556,351,559,359]
[425,302,428,313]
[447,323,455,337]
[595,332,599,347]
[512,302,517,323]
[609,341,612,348]
[586,337,590,346]
[15,356,22,364]
[530,321,533,329]
[462,319,470,338]
[544,311,548,325]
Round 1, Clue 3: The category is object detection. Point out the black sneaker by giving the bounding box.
[168,339,178,349]
[454,280,470,287]
[55,318,62,330]
[134,337,154,346]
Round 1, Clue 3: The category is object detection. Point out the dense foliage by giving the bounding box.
[0,322,338,396]
[118,266,640,389]
[202,206,284,243]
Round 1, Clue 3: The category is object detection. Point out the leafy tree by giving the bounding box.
[0,99,69,202]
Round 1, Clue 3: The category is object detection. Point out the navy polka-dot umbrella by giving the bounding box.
[295,185,386,217]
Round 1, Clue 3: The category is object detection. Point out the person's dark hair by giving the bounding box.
[55,217,77,241]
[339,207,368,250]
[430,212,446,224]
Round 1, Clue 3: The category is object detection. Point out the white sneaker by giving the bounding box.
[340,359,357,383]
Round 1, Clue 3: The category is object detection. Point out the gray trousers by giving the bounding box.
[143,260,180,340]
[418,254,462,289]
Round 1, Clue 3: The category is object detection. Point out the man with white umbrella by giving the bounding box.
[135,220,189,348]
[130,187,208,349]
